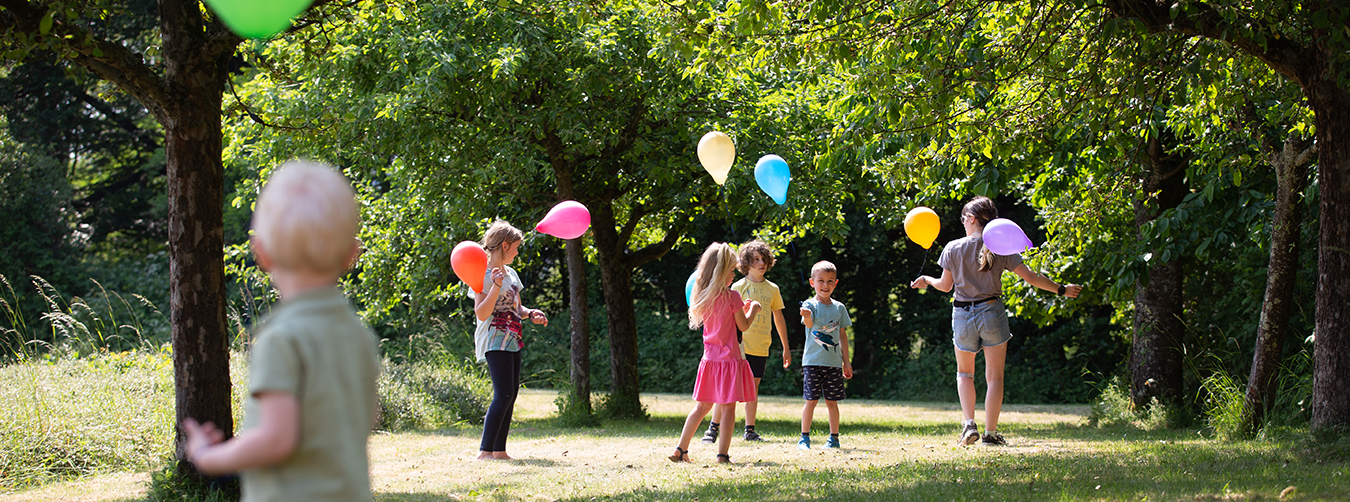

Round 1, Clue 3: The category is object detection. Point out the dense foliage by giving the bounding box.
[0,0,1328,443]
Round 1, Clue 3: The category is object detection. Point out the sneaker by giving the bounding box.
[797,436,811,450]
[743,430,763,441]
[701,426,718,444]
[825,436,841,449]
[981,432,1007,446]
[959,422,980,446]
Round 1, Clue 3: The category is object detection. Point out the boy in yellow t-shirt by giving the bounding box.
[701,240,788,443]
[182,161,380,501]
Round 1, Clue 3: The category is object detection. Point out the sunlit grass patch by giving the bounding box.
[0,349,175,491]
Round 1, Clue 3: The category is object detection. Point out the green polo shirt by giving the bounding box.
[241,286,381,502]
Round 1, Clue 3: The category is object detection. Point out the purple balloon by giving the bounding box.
[983,218,1034,255]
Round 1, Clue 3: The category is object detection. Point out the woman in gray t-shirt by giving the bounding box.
[910,196,1082,447]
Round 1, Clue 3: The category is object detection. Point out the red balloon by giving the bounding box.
[451,241,488,294]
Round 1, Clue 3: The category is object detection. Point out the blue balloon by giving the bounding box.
[754,155,791,205]
[685,272,697,306]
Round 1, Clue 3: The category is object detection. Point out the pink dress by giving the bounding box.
[691,291,758,404]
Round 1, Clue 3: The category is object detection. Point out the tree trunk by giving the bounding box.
[1308,78,1350,432]
[159,0,236,475]
[547,139,593,420]
[1130,135,1188,410]
[564,236,592,416]
[590,203,644,418]
[1242,136,1312,434]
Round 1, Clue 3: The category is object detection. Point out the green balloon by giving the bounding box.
[204,0,315,39]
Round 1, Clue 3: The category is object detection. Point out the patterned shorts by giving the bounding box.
[802,365,845,401]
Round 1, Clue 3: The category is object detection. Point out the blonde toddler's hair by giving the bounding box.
[252,160,360,276]
[688,242,738,329]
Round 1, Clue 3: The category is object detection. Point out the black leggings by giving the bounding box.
[481,350,521,452]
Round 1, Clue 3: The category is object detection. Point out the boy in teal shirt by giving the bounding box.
[797,260,852,450]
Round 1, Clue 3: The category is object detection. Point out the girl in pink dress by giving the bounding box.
[670,242,761,464]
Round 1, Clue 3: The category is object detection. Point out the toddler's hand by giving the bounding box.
[490,268,505,288]
[1064,284,1084,298]
[843,362,854,379]
[181,418,224,463]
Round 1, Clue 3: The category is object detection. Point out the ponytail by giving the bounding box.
[963,196,999,271]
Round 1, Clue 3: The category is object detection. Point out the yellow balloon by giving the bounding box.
[697,131,735,185]
[904,206,941,249]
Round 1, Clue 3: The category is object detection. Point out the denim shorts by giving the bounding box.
[952,299,1012,352]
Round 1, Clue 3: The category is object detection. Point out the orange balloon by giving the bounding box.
[451,241,488,294]
[904,206,941,249]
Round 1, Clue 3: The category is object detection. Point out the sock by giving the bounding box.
[830,433,839,439]
[963,419,976,427]
[801,432,810,439]
[745,424,755,433]
[709,422,719,431]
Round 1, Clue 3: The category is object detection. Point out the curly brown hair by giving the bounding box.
[736,240,776,274]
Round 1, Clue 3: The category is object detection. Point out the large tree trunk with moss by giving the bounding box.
[1242,136,1312,434]
[1130,135,1188,410]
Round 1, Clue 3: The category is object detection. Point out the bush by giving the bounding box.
[378,358,491,431]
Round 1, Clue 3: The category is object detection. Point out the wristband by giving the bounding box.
[1057,284,1066,296]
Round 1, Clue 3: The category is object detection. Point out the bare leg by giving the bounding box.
[676,401,715,456]
[801,400,818,434]
[716,403,736,458]
[745,377,762,427]
[982,342,1008,432]
[825,400,841,434]
[955,347,978,421]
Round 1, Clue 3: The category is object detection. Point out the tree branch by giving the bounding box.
[1102,0,1313,85]
[0,0,173,121]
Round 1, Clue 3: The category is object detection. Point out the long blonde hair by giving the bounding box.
[688,242,738,329]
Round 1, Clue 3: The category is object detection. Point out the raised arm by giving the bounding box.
[473,268,506,321]
[1012,264,1082,297]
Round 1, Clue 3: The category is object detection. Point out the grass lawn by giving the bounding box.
[3,389,1347,501]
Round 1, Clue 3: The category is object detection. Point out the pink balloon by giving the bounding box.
[535,200,591,239]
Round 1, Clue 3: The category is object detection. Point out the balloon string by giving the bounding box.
[915,246,931,278]
[722,185,736,240]
[790,241,805,288]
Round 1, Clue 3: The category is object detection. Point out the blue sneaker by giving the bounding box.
[825,436,840,449]
[797,436,811,450]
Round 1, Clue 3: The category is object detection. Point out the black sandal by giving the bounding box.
[716,453,731,464]
[668,447,689,462]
